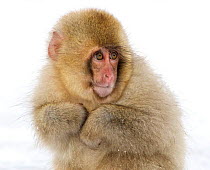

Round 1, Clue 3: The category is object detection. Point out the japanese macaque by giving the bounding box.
[33,9,185,170]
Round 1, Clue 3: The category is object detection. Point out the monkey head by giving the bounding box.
[48,9,133,104]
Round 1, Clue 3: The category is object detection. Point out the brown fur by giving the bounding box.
[32,9,185,170]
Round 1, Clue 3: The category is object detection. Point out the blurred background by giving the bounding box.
[0,0,209,169]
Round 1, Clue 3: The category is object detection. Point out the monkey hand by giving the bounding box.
[61,103,88,134]
[79,106,111,150]
[80,104,139,152]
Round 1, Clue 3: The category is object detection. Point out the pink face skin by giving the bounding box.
[91,48,119,98]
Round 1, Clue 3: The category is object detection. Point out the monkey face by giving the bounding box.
[91,48,119,97]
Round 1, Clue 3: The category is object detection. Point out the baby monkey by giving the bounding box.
[33,9,185,170]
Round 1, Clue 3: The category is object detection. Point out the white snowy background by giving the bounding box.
[0,0,210,169]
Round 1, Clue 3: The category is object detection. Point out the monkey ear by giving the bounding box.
[48,31,63,60]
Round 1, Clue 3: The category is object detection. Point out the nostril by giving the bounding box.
[104,74,111,79]
[105,74,109,78]
[105,75,114,82]
[103,72,114,83]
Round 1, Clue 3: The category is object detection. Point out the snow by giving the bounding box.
[0,0,210,169]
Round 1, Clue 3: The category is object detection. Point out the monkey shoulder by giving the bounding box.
[33,63,70,108]
[117,56,175,108]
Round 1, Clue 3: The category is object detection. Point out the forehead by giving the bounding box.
[60,11,123,46]
[91,46,123,54]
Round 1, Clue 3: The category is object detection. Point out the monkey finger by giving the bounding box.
[79,130,103,150]
[81,137,102,150]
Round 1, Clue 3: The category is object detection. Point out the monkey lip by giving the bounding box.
[94,85,109,88]
[92,83,114,88]
[92,84,114,97]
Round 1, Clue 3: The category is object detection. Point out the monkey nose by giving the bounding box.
[104,74,114,83]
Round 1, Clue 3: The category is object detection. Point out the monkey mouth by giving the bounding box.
[92,84,114,97]
[94,85,110,88]
[91,82,114,88]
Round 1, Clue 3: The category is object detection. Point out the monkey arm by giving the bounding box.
[80,104,180,155]
[33,102,87,150]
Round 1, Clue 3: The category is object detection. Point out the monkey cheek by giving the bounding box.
[93,86,113,98]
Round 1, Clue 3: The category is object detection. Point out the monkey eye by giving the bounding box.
[94,52,103,60]
[110,51,118,60]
